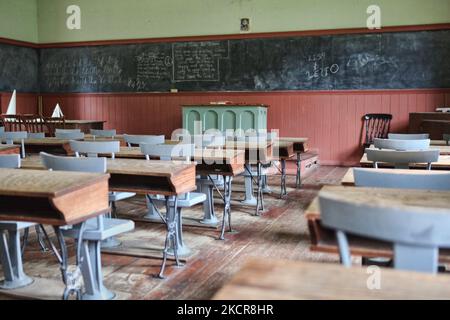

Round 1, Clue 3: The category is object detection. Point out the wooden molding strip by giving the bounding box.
[1,23,450,49]
[36,88,450,97]
[0,37,39,48]
[3,88,450,97]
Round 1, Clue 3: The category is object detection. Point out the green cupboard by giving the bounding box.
[181,104,268,134]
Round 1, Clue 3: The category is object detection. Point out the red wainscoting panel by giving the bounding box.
[41,90,450,165]
[0,92,38,115]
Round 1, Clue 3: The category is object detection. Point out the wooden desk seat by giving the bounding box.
[100,146,245,177]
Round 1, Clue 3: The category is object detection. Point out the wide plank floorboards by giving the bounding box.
[0,165,349,300]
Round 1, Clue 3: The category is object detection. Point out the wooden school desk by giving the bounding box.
[340,167,450,186]
[61,120,106,133]
[213,258,450,300]
[215,141,273,215]
[15,137,174,156]
[13,138,72,155]
[360,154,450,169]
[98,146,246,239]
[19,155,207,276]
[0,145,20,155]
[273,140,295,197]
[420,120,450,140]
[0,169,110,299]
[84,134,125,145]
[409,112,450,140]
[279,137,309,188]
[431,140,449,146]
[20,156,196,196]
[305,186,450,262]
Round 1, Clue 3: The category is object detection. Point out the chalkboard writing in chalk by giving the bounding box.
[0,43,39,92]
[1,29,450,93]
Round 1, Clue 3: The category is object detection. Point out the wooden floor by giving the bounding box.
[0,165,349,300]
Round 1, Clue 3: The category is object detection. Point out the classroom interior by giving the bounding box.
[0,0,450,300]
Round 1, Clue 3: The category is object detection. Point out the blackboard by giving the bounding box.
[3,29,450,93]
[0,43,39,92]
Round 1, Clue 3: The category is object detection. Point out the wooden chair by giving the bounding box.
[40,152,134,300]
[0,115,24,132]
[0,131,27,158]
[373,138,430,151]
[90,129,117,139]
[140,143,206,258]
[55,131,85,140]
[319,192,450,273]
[353,168,450,191]
[20,114,46,134]
[388,133,429,140]
[0,154,36,289]
[444,134,450,146]
[123,134,165,147]
[43,117,65,136]
[363,114,392,148]
[366,149,439,170]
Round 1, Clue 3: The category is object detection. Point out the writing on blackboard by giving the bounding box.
[306,52,340,81]
[42,56,123,89]
[35,29,450,92]
[172,41,230,82]
[126,51,173,90]
[136,51,172,80]
[346,53,398,73]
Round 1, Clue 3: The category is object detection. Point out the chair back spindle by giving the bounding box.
[363,114,392,148]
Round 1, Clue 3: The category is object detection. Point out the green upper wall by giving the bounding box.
[2,0,450,43]
[0,0,38,43]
